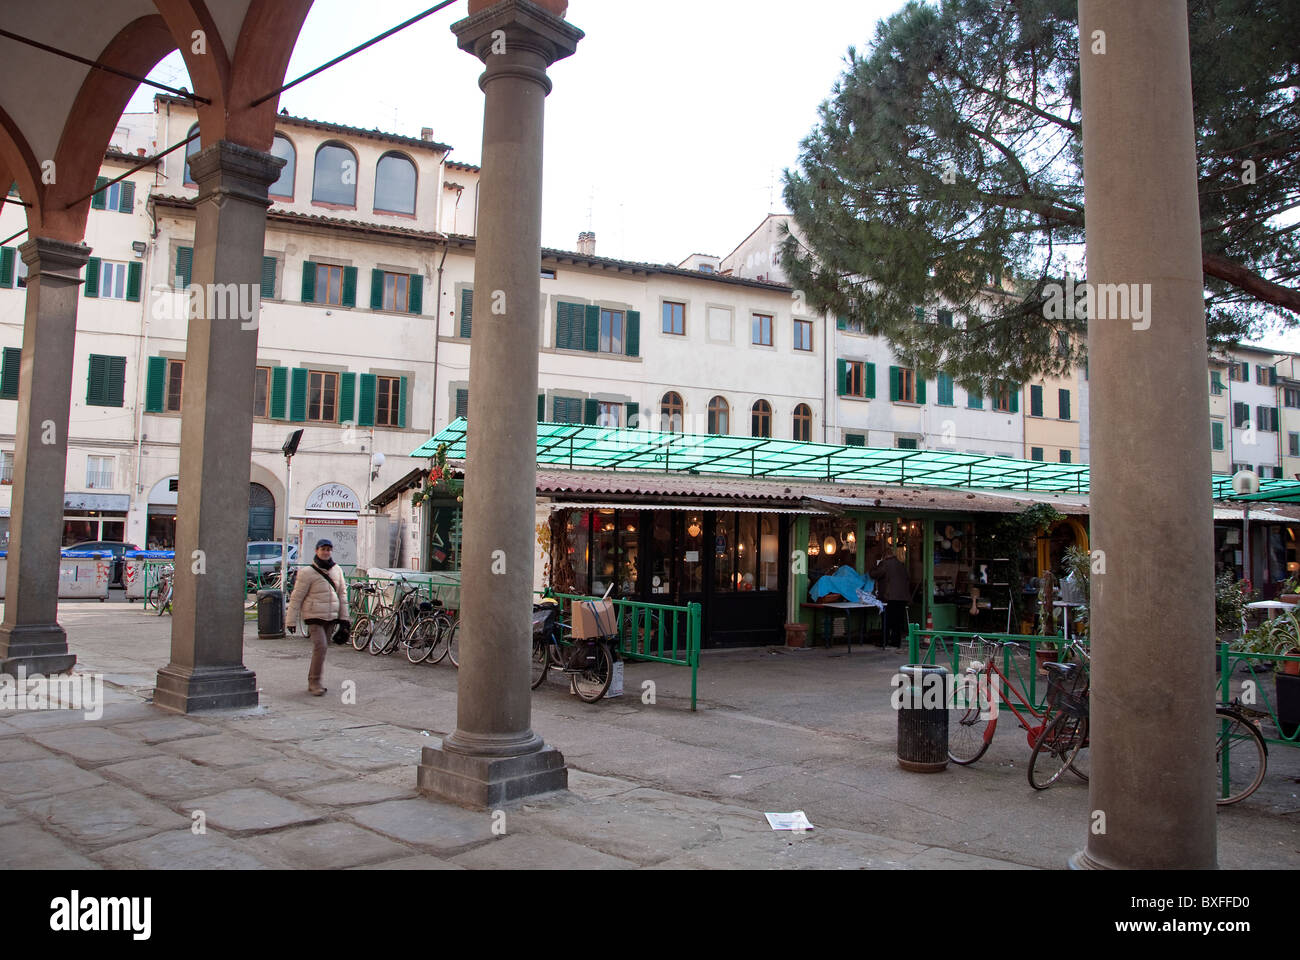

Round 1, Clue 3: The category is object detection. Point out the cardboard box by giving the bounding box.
[571,598,617,638]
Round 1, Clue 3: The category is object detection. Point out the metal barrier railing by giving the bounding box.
[908,625,1077,709]
[1218,645,1300,749]
[544,591,702,711]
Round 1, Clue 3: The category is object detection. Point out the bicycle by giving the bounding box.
[531,598,616,703]
[149,564,174,617]
[946,634,1089,781]
[368,581,421,656]
[1027,659,1090,789]
[1214,698,1268,805]
[406,599,454,665]
[350,580,394,652]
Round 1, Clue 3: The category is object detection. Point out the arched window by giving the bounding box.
[661,392,684,432]
[183,124,201,185]
[751,400,772,438]
[374,152,416,214]
[793,403,812,442]
[269,134,295,198]
[312,142,358,207]
[708,396,729,435]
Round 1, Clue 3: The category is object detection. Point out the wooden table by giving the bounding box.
[800,601,881,653]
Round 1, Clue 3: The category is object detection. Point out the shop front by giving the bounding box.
[62,493,130,546]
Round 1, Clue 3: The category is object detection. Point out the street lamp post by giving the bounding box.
[281,430,302,599]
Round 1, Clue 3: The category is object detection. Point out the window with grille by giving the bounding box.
[86,455,114,489]
[165,359,184,412]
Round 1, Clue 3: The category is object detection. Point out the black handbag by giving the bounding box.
[332,620,350,645]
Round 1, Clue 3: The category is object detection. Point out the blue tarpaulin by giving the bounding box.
[810,565,875,603]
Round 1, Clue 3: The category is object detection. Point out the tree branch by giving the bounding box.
[1203,253,1300,314]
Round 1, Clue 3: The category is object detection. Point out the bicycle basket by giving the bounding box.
[1044,661,1089,718]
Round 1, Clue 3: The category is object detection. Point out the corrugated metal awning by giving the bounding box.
[542,502,827,515]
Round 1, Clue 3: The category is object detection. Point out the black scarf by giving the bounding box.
[313,556,336,573]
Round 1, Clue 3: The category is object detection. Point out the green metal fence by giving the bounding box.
[544,591,702,711]
[1218,646,1300,749]
[908,625,1078,709]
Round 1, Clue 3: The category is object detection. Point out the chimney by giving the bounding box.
[577,231,596,256]
[421,127,434,142]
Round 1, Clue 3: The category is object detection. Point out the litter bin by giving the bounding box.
[896,663,949,773]
[257,589,285,639]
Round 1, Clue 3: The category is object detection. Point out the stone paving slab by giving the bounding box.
[0,822,104,869]
[0,757,108,802]
[160,733,287,768]
[346,797,496,853]
[0,802,26,827]
[291,732,418,771]
[239,758,355,792]
[351,853,464,870]
[0,707,103,732]
[94,829,293,870]
[221,709,361,743]
[28,726,158,766]
[290,778,416,808]
[253,821,414,869]
[0,739,58,762]
[177,788,324,836]
[115,715,220,744]
[99,754,240,800]
[17,784,188,850]
[451,832,639,870]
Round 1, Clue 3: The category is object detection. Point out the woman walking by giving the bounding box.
[286,539,350,696]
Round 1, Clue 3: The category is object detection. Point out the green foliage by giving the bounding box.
[782,0,1300,388]
[1214,571,1253,639]
[974,504,1063,626]
[1233,612,1299,666]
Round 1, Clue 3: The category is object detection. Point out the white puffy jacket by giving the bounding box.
[286,561,349,625]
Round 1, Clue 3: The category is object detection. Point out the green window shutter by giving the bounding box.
[455,388,469,420]
[460,288,473,338]
[584,399,599,425]
[938,373,953,406]
[915,375,926,405]
[341,266,357,307]
[1242,362,1249,379]
[865,362,876,399]
[1031,447,1044,461]
[125,261,142,302]
[0,246,13,288]
[107,356,126,406]
[357,374,376,427]
[370,268,384,310]
[584,305,600,352]
[837,316,847,330]
[889,366,900,402]
[289,367,308,422]
[398,376,408,428]
[300,261,316,302]
[1059,389,1071,420]
[913,306,924,323]
[1270,368,1278,386]
[0,346,20,400]
[91,177,108,210]
[408,274,423,314]
[174,247,192,289]
[1030,385,1043,417]
[84,257,100,298]
[836,359,847,396]
[338,372,356,423]
[538,393,545,421]
[145,356,166,412]
[260,256,277,300]
[1212,422,1224,450]
[626,310,640,357]
[87,355,107,404]
[119,180,135,214]
[1009,383,1020,414]
[625,401,639,428]
[270,367,288,419]
[967,389,983,410]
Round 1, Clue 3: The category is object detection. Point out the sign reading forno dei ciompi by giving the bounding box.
[304,483,361,512]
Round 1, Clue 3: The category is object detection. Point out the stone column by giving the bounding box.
[0,238,91,677]
[154,141,283,713]
[418,0,582,806]
[1072,1,1216,868]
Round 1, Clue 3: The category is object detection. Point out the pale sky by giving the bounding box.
[126,0,907,265]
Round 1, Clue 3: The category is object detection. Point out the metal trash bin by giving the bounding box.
[896,663,949,773]
[257,589,285,639]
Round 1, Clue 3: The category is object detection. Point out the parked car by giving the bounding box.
[247,541,298,582]
[62,540,139,587]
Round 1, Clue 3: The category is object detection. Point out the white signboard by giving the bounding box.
[299,518,358,567]
[304,482,361,513]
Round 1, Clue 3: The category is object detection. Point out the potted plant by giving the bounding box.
[1279,574,1300,606]
[1231,613,1300,736]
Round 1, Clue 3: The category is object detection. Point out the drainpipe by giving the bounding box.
[823,309,830,443]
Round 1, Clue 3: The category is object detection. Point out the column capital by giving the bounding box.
[18,237,91,281]
[189,140,285,209]
[453,0,584,76]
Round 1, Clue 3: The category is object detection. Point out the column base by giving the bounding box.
[0,623,76,677]
[1069,849,1107,870]
[153,663,258,714]
[417,743,567,808]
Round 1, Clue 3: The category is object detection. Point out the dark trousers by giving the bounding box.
[883,601,909,648]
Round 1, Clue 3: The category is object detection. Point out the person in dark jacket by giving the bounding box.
[871,547,912,649]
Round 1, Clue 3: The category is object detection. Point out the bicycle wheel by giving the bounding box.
[1028,713,1087,790]
[571,642,613,703]
[424,614,451,664]
[351,616,373,652]
[1214,707,1267,805]
[405,618,438,664]
[157,583,171,616]
[530,631,550,689]
[445,619,460,668]
[368,615,394,655]
[947,664,994,765]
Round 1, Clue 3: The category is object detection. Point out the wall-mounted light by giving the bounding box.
[687,519,702,538]
[823,536,837,556]
[808,539,820,557]
[844,529,856,546]
[131,241,146,258]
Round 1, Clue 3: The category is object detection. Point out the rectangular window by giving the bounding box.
[1056,331,1069,356]
[541,267,557,280]
[897,368,916,403]
[1031,447,1044,461]
[662,301,685,336]
[793,319,812,351]
[1256,365,1274,386]
[599,309,624,354]
[1059,450,1072,463]
[1211,371,1225,396]
[376,376,402,427]
[845,360,865,398]
[897,437,919,450]
[1290,432,1299,457]
[553,396,583,424]
[1257,405,1279,432]
[0,346,19,400]
[165,358,184,413]
[992,382,1014,413]
[98,260,129,299]
[15,257,27,289]
[751,313,773,346]
[937,373,954,406]
[315,264,344,305]
[382,272,409,312]
[307,371,338,422]
[1210,421,1223,451]
[86,354,126,407]
[597,402,621,428]
[1229,361,1248,382]
[1286,388,1300,408]
[937,309,953,328]
[1030,384,1043,417]
[253,366,270,418]
[86,455,114,489]
[1058,389,1071,420]
[0,450,12,484]
[845,433,866,446]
